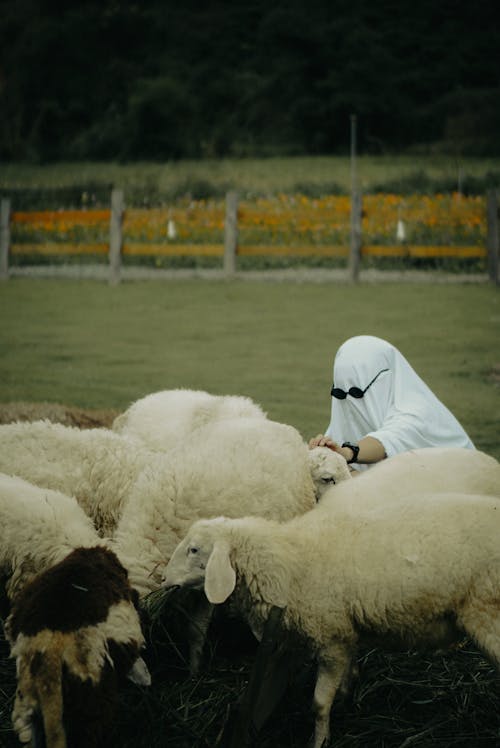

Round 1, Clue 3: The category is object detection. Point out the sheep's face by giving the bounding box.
[162,520,219,590]
[162,518,236,604]
[307,447,352,499]
[7,547,150,748]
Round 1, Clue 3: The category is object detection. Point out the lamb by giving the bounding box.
[163,489,500,748]
[112,388,267,452]
[0,473,150,748]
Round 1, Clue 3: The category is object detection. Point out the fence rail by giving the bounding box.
[1,190,498,284]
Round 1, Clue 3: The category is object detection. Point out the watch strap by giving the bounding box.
[342,442,360,464]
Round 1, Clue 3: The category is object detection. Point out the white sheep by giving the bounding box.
[112,388,267,452]
[110,444,500,676]
[307,446,352,497]
[163,489,500,748]
[111,416,317,595]
[0,414,321,676]
[0,419,149,536]
[112,388,352,497]
[0,417,317,594]
[0,473,150,748]
[317,446,500,510]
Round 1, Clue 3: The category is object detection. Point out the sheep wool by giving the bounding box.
[318,446,500,511]
[0,473,150,748]
[307,446,352,498]
[112,388,267,452]
[0,416,317,596]
[112,415,317,595]
[0,420,149,536]
[164,489,500,748]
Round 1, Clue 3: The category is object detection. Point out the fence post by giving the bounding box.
[109,188,124,285]
[224,191,238,277]
[0,198,10,280]
[486,190,499,285]
[349,191,362,282]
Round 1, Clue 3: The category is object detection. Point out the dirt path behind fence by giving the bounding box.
[8,264,490,284]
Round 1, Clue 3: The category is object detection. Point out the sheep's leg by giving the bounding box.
[338,649,358,700]
[311,643,352,748]
[188,598,214,676]
[459,600,500,668]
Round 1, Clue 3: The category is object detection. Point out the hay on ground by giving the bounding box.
[0,401,119,429]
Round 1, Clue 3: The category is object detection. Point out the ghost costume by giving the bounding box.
[325,336,474,469]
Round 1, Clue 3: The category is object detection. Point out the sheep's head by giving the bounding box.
[6,546,150,748]
[308,447,352,500]
[162,518,236,604]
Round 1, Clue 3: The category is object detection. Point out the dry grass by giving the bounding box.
[3,585,498,747]
[0,401,119,429]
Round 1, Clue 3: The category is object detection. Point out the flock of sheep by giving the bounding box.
[0,388,499,748]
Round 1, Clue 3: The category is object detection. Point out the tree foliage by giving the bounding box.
[0,0,498,161]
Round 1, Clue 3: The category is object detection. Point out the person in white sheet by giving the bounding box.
[309,335,474,471]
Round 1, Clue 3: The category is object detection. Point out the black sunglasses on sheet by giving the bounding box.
[331,368,389,400]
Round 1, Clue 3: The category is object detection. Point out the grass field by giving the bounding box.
[0,278,499,456]
[2,155,500,202]
[0,277,499,747]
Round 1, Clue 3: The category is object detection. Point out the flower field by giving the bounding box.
[9,193,487,265]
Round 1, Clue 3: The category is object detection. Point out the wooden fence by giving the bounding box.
[1,189,498,284]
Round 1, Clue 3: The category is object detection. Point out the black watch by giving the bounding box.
[342,442,360,464]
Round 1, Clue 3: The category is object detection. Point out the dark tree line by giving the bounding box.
[1,0,499,161]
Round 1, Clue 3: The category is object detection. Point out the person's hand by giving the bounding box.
[308,434,340,451]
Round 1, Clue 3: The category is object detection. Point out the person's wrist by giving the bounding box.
[339,446,354,462]
[341,442,360,464]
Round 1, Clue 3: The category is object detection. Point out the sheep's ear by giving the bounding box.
[128,656,151,687]
[204,539,236,604]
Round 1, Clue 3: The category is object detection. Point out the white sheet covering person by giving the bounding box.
[310,335,474,471]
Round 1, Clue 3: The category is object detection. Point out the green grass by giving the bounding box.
[0,279,498,458]
[1,155,500,203]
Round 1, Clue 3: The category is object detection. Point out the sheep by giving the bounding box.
[307,446,352,497]
[110,388,350,495]
[163,489,500,748]
[0,414,321,676]
[0,417,318,592]
[0,419,150,536]
[112,388,352,497]
[1,420,496,594]
[317,446,500,510]
[112,388,267,452]
[0,473,150,748]
[110,415,317,595]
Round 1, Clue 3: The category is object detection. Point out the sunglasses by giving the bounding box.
[331,368,389,400]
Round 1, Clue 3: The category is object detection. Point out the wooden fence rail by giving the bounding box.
[1,190,498,284]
